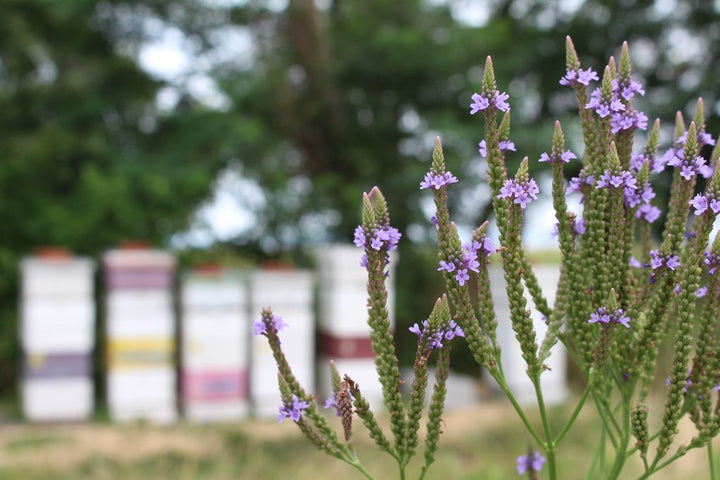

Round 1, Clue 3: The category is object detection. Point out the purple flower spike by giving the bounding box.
[253,314,289,336]
[278,395,309,422]
[559,67,599,86]
[470,90,510,115]
[497,178,540,209]
[479,139,516,158]
[410,319,465,350]
[420,171,459,190]
[516,451,546,475]
[588,307,631,328]
[538,150,577,164]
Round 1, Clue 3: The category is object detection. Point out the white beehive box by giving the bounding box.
[249,268,314,418]
[485,264,567,405]
[20,253,95,422]
[314,245,397,410]
[103,246,177,423]
[181,268,249,422]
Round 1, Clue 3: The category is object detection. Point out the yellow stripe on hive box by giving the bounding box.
[107,338,174,370]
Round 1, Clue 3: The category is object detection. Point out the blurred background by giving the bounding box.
[2,0,720,477]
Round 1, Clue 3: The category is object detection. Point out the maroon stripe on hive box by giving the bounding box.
[23,352,92,379]
[319,332,374,359]
[182,371,247,401]
[106,269,173,289]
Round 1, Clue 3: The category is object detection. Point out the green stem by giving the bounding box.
[533,377,556,479]
[709,442,717,480]
[347,455,375,480]
[606,401,631,480]
[492,371,547,449]
[585,431,601,480]
[598,425,607,479]
[593,393,619,449]
[554,377,593,446]
[398,463,406,480]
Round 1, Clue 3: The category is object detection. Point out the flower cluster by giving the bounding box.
[661,130,715,180]
[497,178,540,209]
[689,193,720,216]
[559,67,599,87]
[630,152,665,173]
[478,139,516,158]
[419,171,459,190]
[354,225,401,252]
[539,149,577,164]
[469,90,510,114]
[278,394,309,423]
[568,171,595,197]
[704,251,720,276]
[588,306,632,328]
[585,76,647,133]
[649,250,681,271]
[253,314,289,336]
[516,451,546,475]
[409,319,465,350]
[595,169,637,191]
[438,239,495,286]
[623,179,661,222]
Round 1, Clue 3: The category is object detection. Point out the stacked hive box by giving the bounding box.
[20,251,95,421]
[104,246,177,423]
[315,245,396,409]
[486,264,567,405]
[249,268,314,418]
[181,267,249,422]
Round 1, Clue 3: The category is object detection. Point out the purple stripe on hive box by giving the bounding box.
[22,352,92,379]
[105,269,174,289]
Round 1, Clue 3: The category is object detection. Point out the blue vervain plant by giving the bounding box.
[253,37,720,479]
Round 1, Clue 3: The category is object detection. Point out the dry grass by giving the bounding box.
[0,397,718,479]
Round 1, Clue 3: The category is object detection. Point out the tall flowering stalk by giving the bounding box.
[255,38,720,479]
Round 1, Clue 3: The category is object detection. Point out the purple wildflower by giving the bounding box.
[278,395,309,422]
[690,193,720,216]
[636,203,661,223]
[630,152,665,173]
[438,239,494,287]
[696,286,708,298]
[588,306,631,328]
[455,269,470,286]
[690,194,709,215]
[420,171,459,190]
[648,250,680,273]
[469,93,489,114]
[538,149,577,164]
[324,396,341,416]
[409,319,465,350]
[253,314,289,336]
[354,225,402,252]
[551,217,585,237]
[559,67,599,86]
[516,451,546,475]
[664,128,714,181]
[704,251,720,276]
[478,139,516,158]
[497,178,540,209]
[470,90,510,114]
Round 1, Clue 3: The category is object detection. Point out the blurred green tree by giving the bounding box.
[0,0,232,392]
